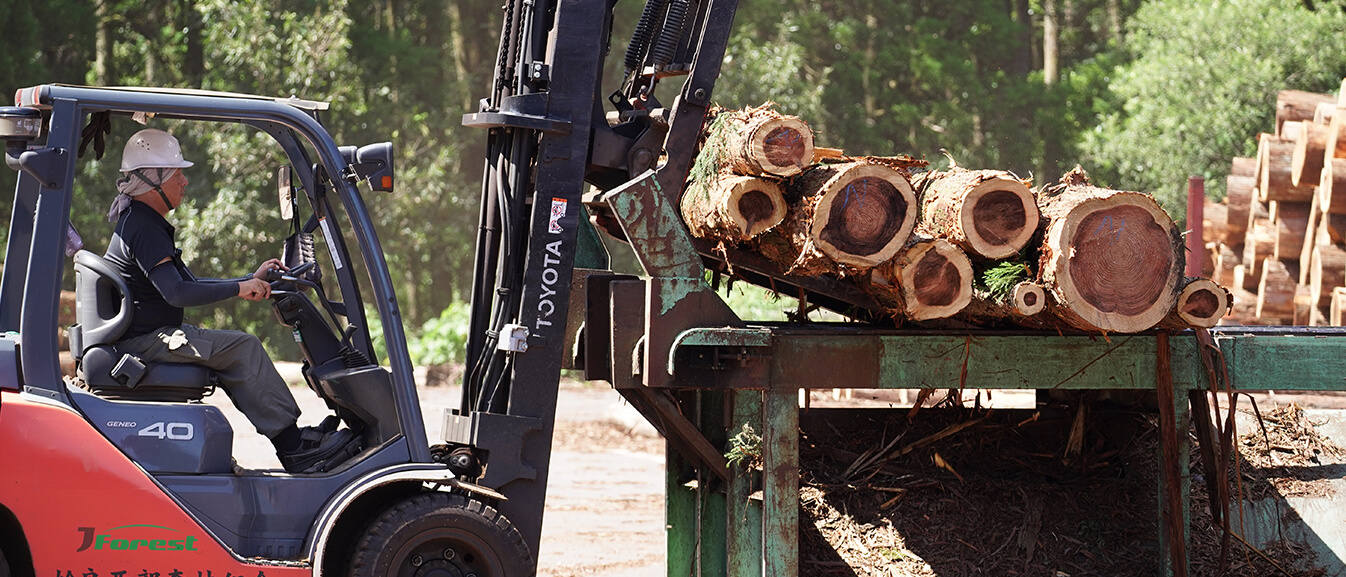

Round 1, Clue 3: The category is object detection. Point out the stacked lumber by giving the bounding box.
[1208,84,1346,325]
[683,104,1228,332]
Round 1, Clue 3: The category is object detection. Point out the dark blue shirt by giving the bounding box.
[105,201,237,338]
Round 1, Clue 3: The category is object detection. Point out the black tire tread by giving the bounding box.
[348,492,534,577]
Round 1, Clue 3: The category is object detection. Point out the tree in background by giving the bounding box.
[714,0,1136,182]
[1082,0,1346,216]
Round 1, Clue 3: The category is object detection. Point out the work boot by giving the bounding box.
[278,426,362,474]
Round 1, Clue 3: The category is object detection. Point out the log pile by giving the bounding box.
[682,104,1228,332]
[1207,83,1346,326]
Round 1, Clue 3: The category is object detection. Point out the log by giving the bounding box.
[703,104,815,178]
[1203,198,1227,245]
[1159,278,1230,329]
[1327,108,1346,163]
[912,168,1039,260]
[1319,157,1346,215]
[1275,90,1335,137]
[872,237,974,321]
[1315,102,1337,126]
[1255,258,1296,321]
[780,161,919,271]
[1332,287,1346,325]
[1233,264,1255,294]
[1311,243,1346,310]
[1224,172,1255,247]
[1225,285,1259,325]
[1232,156,1258,178]
[681,174,788,241]
[1292,120,1331,187]
[1214,243,1239,287]
[1257,133,1316,203]
[959,280,1048,325]
[1296,194,1322,284]
[1317,209,1346,245]
[1294,285,1315,326]
[1038,167,1183,333]
[1271,201,1311,265]
[1241,217,1274,286]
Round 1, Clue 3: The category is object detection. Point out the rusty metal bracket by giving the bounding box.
[618,386,730,482]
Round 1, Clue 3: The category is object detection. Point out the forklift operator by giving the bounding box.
[103,128,360,474]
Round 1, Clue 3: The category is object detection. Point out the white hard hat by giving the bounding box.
[120,128,194,172]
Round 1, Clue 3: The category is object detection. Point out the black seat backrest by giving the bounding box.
[72,250,134,350]
[70,250,215,402]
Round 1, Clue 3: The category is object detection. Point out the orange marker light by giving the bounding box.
[381,176,393,190]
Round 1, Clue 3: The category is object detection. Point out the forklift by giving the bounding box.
[6,0,810,574]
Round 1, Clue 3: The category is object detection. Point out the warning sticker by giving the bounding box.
[548,198,567,234]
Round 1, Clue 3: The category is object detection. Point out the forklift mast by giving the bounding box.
[450,0,743,553]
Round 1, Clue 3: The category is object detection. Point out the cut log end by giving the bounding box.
[811,163,917,268]
[1012,281,1047,316]
[963,178,1039,259]
[681,175,787,241]
[1046,191,1183,332]
[893,239,973,320]
[754,120,814,176]
[1174,278,1231,328]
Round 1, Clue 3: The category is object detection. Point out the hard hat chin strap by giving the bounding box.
[129,168,176,209]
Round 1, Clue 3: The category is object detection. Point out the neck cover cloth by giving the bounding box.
[108,168,175,222]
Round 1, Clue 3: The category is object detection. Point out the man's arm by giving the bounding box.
[148,259,265,307]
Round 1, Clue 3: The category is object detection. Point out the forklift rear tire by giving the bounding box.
[348,492,533,577]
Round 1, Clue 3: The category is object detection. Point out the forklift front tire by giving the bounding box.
[348,492,533,577]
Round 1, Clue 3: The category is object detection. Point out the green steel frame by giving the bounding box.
[585,156,1346,576]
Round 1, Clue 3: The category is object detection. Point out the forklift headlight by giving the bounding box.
[0,107,42,142]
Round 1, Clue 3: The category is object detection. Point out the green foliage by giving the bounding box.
[724,423,763,469]
[982,261,1031,298]
[1081,0,1346,216]
[405,301,472,367]
[716,282,791,322]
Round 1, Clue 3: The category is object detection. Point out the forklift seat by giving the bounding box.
[68,250,216,402]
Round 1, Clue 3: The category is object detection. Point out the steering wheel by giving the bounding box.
[264,260,317,289]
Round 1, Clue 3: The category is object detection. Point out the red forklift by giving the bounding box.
[0,0,783,574]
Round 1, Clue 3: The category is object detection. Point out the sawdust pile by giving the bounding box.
[797,403,1340,577]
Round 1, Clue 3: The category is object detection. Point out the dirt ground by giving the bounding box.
[213,369,667,577]
[215,369,1346,576]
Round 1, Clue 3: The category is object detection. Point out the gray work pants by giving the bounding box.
[117,324,301,437]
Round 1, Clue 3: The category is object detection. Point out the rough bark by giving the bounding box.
[912,168,1040,260]
[1319,157,1346,215]
[681,175,787,241]
[706,105,815,178]
[1258,133,1316,203]
[871,237,974,321]
[1037,167,1184,333]
[959,281,1048,325]
[1256,259,1296,320]
[1311,243,1346,311]
[1159,278,1231,329]
[1292,120,1331,187]
[1276,90,1335,138]
[776,161,919,271]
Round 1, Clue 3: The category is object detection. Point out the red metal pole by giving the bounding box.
[1186,176,1205,277]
